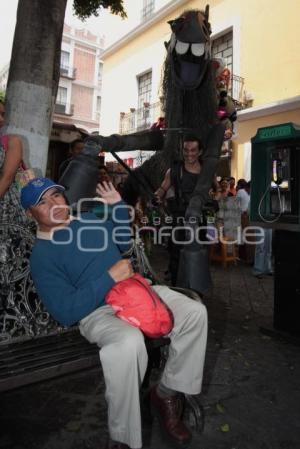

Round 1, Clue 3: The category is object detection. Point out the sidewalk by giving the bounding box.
[1,245,300,449]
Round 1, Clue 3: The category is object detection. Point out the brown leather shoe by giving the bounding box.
[150,385,192,447]
[105,438,130,449]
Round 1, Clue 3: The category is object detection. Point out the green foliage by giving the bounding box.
[73,0,127,20]
[0,91,5,103]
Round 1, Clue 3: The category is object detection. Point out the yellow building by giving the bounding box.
[100,0,300,178]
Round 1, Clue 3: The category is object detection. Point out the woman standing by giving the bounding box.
[0,100,42,343]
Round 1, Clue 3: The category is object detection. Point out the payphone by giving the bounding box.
[251,123,300,227]
[269,145,300,216]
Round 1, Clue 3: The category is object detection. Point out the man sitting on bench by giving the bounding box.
[21,177,208,449]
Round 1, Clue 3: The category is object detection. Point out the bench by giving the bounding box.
[0,329,99,392]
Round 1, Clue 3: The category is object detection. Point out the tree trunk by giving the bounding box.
[4,0,67,175]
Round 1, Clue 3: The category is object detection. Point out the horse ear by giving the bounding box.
[205,4,209,20]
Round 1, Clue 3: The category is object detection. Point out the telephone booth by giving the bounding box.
[250,123,300,334]
[250,122,300,226]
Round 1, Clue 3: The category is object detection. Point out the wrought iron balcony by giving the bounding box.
[60,66,77,80]
[119,75,250,135]
[54,102,74,116]
[229,74,250,110]
[119,101,162,135]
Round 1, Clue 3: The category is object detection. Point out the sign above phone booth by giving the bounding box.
[250,122,300,230]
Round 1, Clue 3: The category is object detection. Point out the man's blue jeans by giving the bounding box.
[253,228,273,275]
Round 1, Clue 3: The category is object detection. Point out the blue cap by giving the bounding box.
[20,178,65,210]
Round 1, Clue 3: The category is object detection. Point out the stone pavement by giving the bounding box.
[1,245,300,449]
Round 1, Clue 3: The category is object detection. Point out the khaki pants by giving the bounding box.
[79,285,208,449]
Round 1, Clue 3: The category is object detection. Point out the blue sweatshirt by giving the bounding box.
[30,201,132,326]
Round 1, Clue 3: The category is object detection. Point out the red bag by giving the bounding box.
[105,273,173,338]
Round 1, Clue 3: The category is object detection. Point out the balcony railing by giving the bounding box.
[119,76,250,134]
[60,66,77,80]
[228,74,248,110]
[119,101,162,135]
[54,102,74,116]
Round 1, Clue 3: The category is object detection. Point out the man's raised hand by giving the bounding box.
[96,182,121,205]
